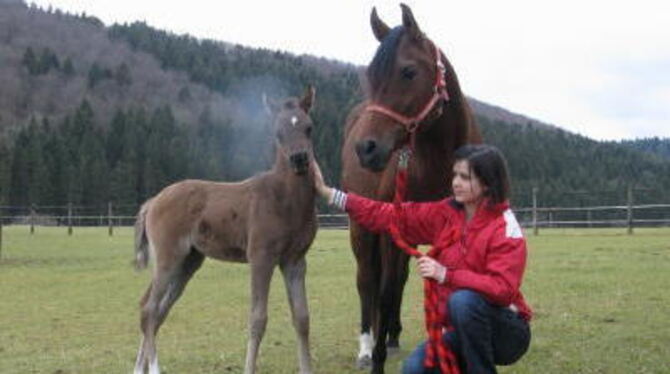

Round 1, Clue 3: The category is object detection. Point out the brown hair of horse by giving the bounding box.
[341,4,482,373]
[132,86,318,374]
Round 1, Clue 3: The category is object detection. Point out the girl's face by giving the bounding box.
[452,160,486,206]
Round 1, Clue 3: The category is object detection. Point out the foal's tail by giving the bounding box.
[134,199,152,270]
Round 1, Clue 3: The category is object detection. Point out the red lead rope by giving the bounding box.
[387,148,460,374]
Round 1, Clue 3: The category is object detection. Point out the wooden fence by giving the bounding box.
[1,201,670,258]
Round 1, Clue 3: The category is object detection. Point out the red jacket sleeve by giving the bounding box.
[345,193,450,245]
[447,222,527,306]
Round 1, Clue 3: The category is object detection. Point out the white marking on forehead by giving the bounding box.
[291,116,298,126]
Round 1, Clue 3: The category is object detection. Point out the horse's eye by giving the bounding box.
[401,66,416,80]
[305,126,312,138]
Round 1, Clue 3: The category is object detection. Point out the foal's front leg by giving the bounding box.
[280,257,312,374]
[244,256,276,374]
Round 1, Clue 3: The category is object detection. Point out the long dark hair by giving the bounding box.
[454,144,511,205]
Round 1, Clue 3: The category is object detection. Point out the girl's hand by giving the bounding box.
[417,256,447,284]
[311,160,333,201]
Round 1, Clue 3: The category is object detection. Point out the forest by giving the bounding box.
[1,2,668,217]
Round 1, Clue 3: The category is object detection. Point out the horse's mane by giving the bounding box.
[367,26,405,93]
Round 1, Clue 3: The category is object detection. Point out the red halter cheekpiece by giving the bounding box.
[365,41,450,134]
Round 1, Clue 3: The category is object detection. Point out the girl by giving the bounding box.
[314,144,532,374]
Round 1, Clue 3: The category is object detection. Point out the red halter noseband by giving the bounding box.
[365,41,450,134]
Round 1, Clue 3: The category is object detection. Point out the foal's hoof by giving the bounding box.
[356,355,372,370]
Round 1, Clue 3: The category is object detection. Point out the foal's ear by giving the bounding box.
[262,93,280,115]
[370,7,390,42]
[299,85,316,114]
[400,3,423,40]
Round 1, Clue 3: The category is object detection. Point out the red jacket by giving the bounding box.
[345,193,533,323]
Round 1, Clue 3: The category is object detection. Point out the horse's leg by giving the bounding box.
[371,235,405,374]
[244,254,276,374]
[387,247,410,354]
[280,257,312,374]
[351,225,380,369]
[135,246,201,374]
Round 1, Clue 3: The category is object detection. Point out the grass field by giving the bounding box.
[0,226,669,373]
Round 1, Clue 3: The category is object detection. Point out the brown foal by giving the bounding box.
[132,86,318,374]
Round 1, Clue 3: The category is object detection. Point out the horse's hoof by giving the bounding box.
[386,345,400,356]
[356,355,372,370]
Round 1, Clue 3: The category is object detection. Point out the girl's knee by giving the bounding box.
[448,290,487,324]
[402,341,428,374]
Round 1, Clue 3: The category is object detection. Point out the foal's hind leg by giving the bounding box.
[134,248,204,374]
[280,257,312,374]
[244,255,276,374]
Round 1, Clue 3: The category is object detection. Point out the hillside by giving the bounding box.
[619,137,670,161]
[0,3,235,131]
[0,1,668,214]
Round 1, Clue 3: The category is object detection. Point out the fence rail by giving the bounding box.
[1,203,669,232]
[1,202,669,258]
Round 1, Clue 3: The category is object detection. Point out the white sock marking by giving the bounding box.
[358,332,374,359]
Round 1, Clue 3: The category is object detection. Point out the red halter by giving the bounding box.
[365,41,450,134]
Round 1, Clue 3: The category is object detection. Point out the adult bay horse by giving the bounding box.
[341,5,481,373]
[133,86,318,374]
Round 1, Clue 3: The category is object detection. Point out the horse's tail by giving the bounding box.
[134,199,152,271]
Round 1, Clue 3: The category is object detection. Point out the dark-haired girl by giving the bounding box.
[313,144,532,374]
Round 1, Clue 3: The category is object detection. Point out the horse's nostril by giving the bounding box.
[364,140,376,154]
[356,140,377,157]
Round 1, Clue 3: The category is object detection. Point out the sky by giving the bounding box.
[29,0,670,141]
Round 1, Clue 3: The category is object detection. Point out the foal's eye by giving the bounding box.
[401,66,417,80]
[305,126,312,138]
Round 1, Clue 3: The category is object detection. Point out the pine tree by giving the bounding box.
[62,57,75,76]
[21,47,38,75]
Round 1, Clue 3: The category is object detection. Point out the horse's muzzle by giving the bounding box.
[290,152,310,175]
[355,139,389,172]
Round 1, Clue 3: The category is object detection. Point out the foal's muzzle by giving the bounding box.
[290,152,309,175]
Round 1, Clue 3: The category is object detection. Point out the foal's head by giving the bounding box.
[355,4,451,171]
[264,85,316,175]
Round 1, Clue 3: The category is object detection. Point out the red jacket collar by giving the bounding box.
[449,197,509,227]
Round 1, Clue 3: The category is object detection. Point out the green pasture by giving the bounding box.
[0,226,669,373]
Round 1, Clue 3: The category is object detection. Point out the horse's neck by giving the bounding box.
[406,118,458,200]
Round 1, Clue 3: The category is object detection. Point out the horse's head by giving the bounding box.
[264,85,316,176]
[356,4,450,171]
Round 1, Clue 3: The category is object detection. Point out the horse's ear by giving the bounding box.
[263,93,280,116]
[299,85,316,114]
[400,3,422,39]
[370,7,390,42]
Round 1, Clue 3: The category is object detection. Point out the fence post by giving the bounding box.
[532,187,538,235]
[30,204,35,235]
[587,209,593,228]
[627,184,634,235]
[68,202,73,236]
[108,201,113,237]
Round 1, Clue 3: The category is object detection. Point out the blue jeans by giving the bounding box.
[402,290,530,374]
